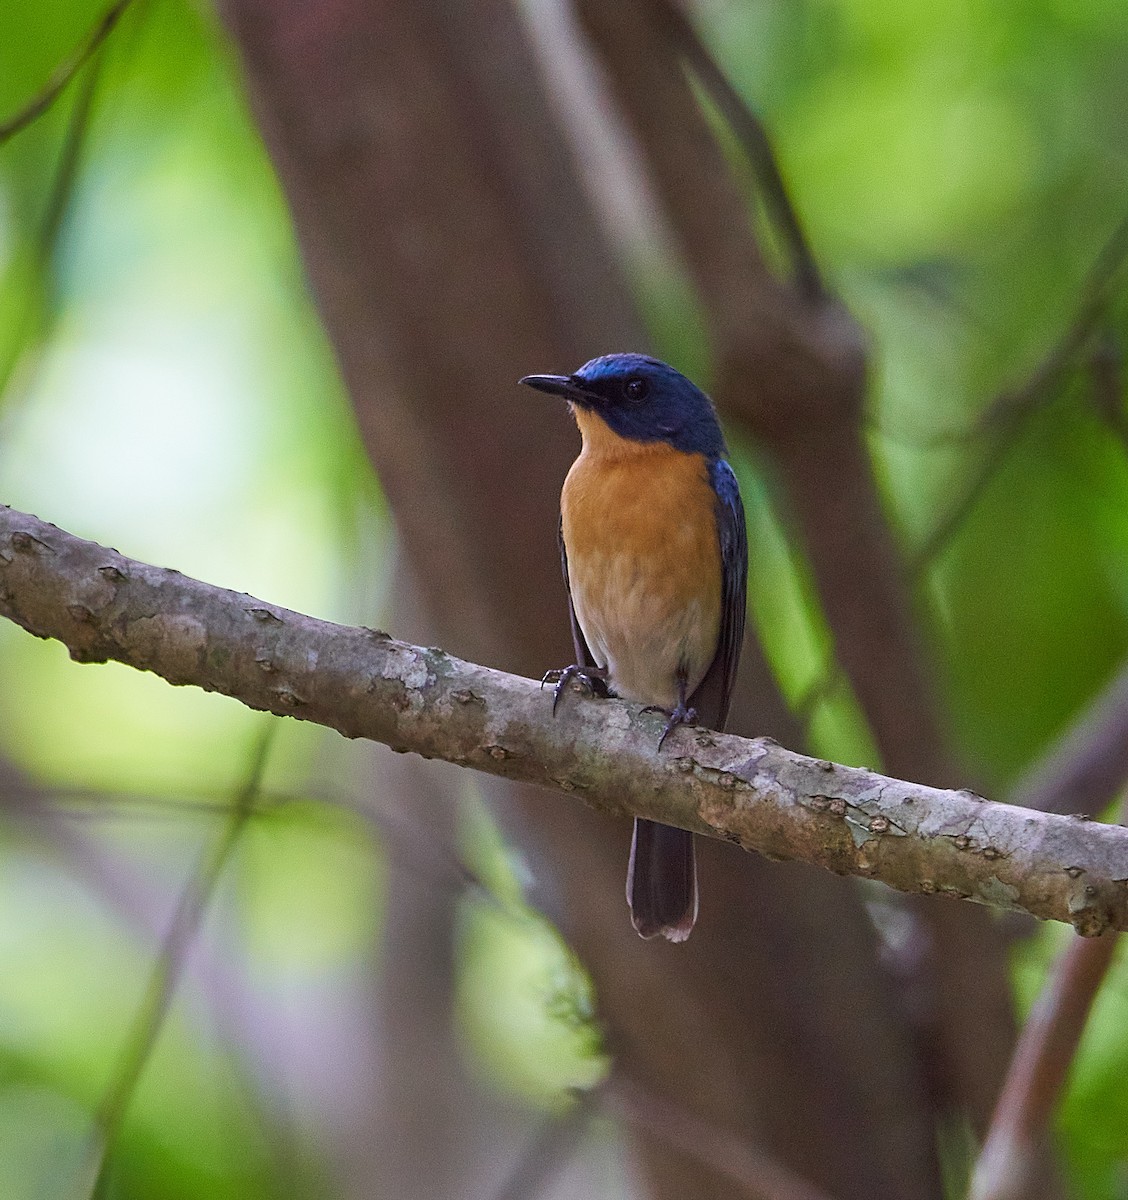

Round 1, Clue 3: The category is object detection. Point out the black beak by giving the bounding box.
[518,373,578,399]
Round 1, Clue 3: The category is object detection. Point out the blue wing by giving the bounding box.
[689,457,748,731]
[558,517,610,694]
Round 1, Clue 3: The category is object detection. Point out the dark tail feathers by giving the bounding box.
[626,818,697,942]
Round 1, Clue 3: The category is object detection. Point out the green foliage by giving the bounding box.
[2,0,1128,1195]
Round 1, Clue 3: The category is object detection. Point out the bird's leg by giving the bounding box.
[541,663,610,715]
[646,667,698,750]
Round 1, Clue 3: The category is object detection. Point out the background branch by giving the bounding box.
[82,725,274,1198]
[970,931,1122,1200]
[0,0,132,144]
[1009,655,1128,817]
[607,1073,840,1200]
[647,0,824,303]
[5,1,1128,1195]
[909,209,1128,577]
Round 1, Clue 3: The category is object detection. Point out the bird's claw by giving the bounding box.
[655,702,698,750]
[542,665,607,715]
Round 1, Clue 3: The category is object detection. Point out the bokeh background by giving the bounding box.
[1,1,1128,1197]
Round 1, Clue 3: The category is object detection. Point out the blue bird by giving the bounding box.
[520,354,747,941]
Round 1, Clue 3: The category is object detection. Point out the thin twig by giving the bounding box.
[42,776,511,914]
[646,0,824,302]
[488,1086,604,1200]
[0,0,134,144]
[80,724,276,1198]
[607,1072,840,1200]
[0,10,109,405]
[1009,656,1128,818]
[907,421,1018,578]
[36,46,104,262]
[911,210,1128,576]
[980,212,1128,434]
[1086,332,1128,452]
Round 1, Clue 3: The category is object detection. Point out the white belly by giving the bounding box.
[571,552,718,708]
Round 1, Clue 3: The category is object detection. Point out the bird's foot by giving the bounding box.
[541,664,609,714]
[641,701,699,750]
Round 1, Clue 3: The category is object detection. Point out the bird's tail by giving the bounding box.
[626,818,698,942]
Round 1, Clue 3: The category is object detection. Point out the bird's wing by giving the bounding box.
[689,457,748,732]
[559,516,608,687]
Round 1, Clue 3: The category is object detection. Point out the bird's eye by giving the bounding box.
[623,376,649,402]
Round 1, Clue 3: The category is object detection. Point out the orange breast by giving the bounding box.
[560,415,722,708]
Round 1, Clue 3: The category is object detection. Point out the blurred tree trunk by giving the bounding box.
[572,0,1017,1150]
[357,750,474,1199]
[218,1,942,1196]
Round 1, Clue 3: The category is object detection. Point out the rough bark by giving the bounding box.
[3,505,1126,936]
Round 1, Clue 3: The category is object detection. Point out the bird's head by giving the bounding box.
[520,353,726,457]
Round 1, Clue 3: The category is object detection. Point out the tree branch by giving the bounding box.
[2,505,1126,936]
[909,208,1128,577]
[607,1073,840,1200]
[489,1085,603,1200]
[1009,655,1128,818]
[0,0,133,144]
[83,726,274,1197]
[646,0,824,304]
[969,931,1121,1200]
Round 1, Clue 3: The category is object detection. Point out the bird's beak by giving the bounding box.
[518,373,578,399]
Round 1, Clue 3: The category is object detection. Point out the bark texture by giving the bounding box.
[3,505,1126,936]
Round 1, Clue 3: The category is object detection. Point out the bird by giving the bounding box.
[520,353,747,942]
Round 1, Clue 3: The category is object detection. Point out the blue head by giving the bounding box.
[520,353,726,458]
